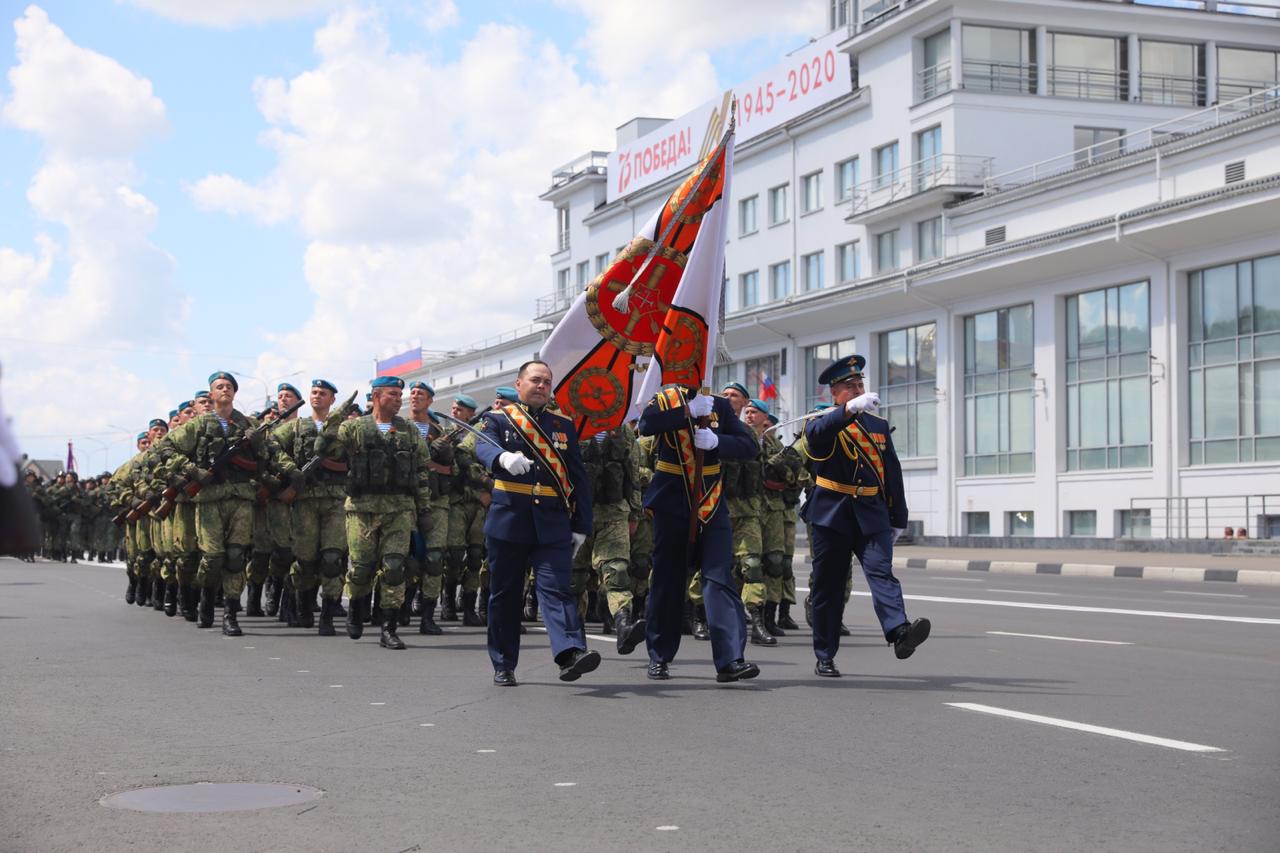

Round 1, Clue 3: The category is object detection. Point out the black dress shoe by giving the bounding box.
[892,617,931,659]
[646,661,670,680]
[558,648,601,682]
[715,660,760,683]
[815,659,841,678]
[839,623,851,637]
[493,669,518,687]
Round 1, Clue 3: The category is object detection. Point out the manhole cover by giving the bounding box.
[100,782,323,813]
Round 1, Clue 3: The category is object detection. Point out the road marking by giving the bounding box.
[296,670,309,674]
[554,782,576,787]
[476,749,495,754]
[1163,590,1248,599]
[919,576,986,583]
[858,592,1280,625]
[329,685,343,688]
[243,646,255,650]
[987,631,1132,645]
[989,589,1061,596]
[370,702,385,706]
[419,723,435,727]
[656,826,679,831]
[946,702,1225,753]
[268,657,281,661]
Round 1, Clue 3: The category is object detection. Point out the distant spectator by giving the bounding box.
[1223,527,1235,539]
[1236,527,1248,540]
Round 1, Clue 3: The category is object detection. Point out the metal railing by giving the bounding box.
[962,58,1036,94]
[849,153,993,216]
[983,82,1280,192]
[916,61,951,101]
[555,231,570,253]
[1047,64,1128,101]
[1128,495,1280,539]
[1137,71,1206,107]
[1218,75,1280,105]
[534,290,576,318]
[548,150,608,190]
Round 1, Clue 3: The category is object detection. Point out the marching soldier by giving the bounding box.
[719,382,774,647]
[771,411,804,631]
[246,383,301,620]
[107,431,150,601]
[803,355,930,677]
[406,380,450,634]
[744,399,791,637]
[445,394,489,627]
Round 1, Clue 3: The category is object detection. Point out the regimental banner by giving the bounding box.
[606,30,851,203]
[543,130,733,440]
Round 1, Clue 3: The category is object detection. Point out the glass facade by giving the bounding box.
[836,157,859,203]
[1066,510,1097,536]
[1188,253,1280,464]
[1217,46,1279,101]
[874,142,899,189]
[962,512,990,535]
[802,251,824,292]
[964,304,1034,475]
[1065,281,1152,471]
[837,241,860,284]
[739,270,759,309]
[875,230,898,273]
[1007,511,1034,536]
[769,261,791,301]
[802,172,822,213]
[769,184,789,225]
[917,216,942,262]
[879,322,938,458]
[1118,509,1151,538]
[1139,40,1203,107]
[1074,127,1124,166]
[963,25,1034,93]
[1049,33,1126,100]
[805,337,857,412]
[739,195,757,236]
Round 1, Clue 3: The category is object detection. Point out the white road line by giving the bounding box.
[987,630,1133,645]
[855,592,1280,625]
[919,576,986,583]
[989,589,1061,596]
[1163,590,1248,599]
[946,702,1225,753]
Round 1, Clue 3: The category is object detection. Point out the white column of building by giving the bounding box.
[949,18,963,91]
[1148,259,1176,536]
[1205,40,1218,105]
[1035,27,1048,96]
[1127,33,1141,103]
[1032,289,1059,536]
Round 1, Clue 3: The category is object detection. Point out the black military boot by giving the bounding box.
[409,587,423,617]
[681,598,696,635]
[333,597,347,617]
[370,587,383,626]
[614,605,646,656]
[346,595,367,640]
[763,601,785,637]
[280,587,298,627]
[264,576,281,617]
[295,588,315,629]
[522,586,538,622]
[419,599,443,635]
[693,604,710,641]
[179,584,197,622]
[379,609,405,649]
[476,588,488,626]
[222,597,243,637]
[245,582,265,617]
[151,578,165,611]
[136,574,151,607]
[461,590,482,627]
[749,606,777,646]
[600,606,615,636]
[397,593,412,627]
[195,586,213,626]
[163,582,178,618]
[125,575,137,605]
[317,598,336,636]
[441,582,458,621]
[778,601,800,631]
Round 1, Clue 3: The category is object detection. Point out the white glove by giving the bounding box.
[687,393,714,418]
[571,532,587,553]
[846,392,880,416]
[693,427,718,451]
[891,528,905,544]
[498,451,533,475]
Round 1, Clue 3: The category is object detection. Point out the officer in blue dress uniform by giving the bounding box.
[803,354,930,677]
[638,384,761,683]
[473,360,599,686]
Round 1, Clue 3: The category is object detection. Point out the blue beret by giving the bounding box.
[208,370,238,391]
[177,400,192,411]
[768,411,779,424]
[312,378,337,394]
[817,354,866,386]
[148,418,167,430]
[136,432,148,441]
[454,394,478,410]
[746,398,770,416]
[722,381,749,398]
[409,381,435,395]
[193,390,210,399]
[168,409,178,419]
[495,386,519,402]
[277,382,302,398]
[371,376,404,390]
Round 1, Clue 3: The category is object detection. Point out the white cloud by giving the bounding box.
[418,0,458,33]
[121,0,342,28]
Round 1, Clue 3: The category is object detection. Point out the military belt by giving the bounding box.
[654,460,721,477]
[815,476,879,498]
[493,480,562,499]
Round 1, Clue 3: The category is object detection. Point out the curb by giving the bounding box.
[890,556,1280,587]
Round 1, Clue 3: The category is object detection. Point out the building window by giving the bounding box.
[963,25,1035,93]
[556,268,570,302]
[556,206,570,252]
[1065,281,1152,471]
[1048,32,1127,101]
[1139,40,1204,107]
[1074,127,1124,166]
[1066,510,1097,536]
[914,126,943,191]
[1216,46,1279,103]
[769,261,791,301]
[801,251,824,292]
[962,511,990,535]
[873,142,899,189]
[916,217,942,262]
[713,362,738,392]
[739,195,758,236]
[739,270,759,309]
[836,157,859,203]
[801,171,822,214]
[964,304,1034,475]
[744,353,783,421]
[836,241,860,284]
[875,230,898,273]
[1118,508,1151,538]
[768,184,789,226]
[919,29,952,101]
[805,337,857,412]
[1007,510,1035,536]
[879,322,938,458]
[595,252,609,275]
[1188,253,1280,465]
[829,0,849,30]
[576,260,590,289]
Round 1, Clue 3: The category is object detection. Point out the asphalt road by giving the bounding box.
[2,555,1278,853]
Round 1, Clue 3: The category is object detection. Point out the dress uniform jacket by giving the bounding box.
[801,407,907,535]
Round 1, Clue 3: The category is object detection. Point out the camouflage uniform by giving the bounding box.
[408,416,454,626]
[445,428,488,625]
[577,427,645,619]
[630,430,655,604]
[107,454,146,601]
[723,430,773,644]
[760,429,800,634]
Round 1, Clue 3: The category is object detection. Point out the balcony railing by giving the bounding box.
[961,58,1036,94]
[1218,75,1280,106]
[555,231,570,253]
[1129,494,1280,540]
[548,150,608,190]
[849,154,994,216]
[535,289,576,318]
[916,61,951,101]
[983,82,1280,193]
[1047,64,1128,101]
[1137,71,1206,108]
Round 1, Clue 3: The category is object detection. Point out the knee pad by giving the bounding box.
[570,568,592,595]
[764,551,785,578]
[466,545,484,574]
[225,544,248,573]
[380,553,407,587]
[319,549,344,579]
[447,547,467,573]
[424,549,445,578]
[741,554,764,584]
[270,547,292,570]
[349,560,376,587]
[600,558,631,588]
[203,553,227,576]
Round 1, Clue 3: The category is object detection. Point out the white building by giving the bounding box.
[396,0,1280,541]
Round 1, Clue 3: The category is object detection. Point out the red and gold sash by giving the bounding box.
[501,404,574,507]
[836,417,885,490]
[654,387,722,523]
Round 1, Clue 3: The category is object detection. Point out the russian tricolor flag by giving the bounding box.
[376,348,423,377]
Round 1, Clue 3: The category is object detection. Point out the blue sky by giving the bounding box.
[0,0,823,472]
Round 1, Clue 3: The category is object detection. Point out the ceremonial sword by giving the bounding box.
[764,410,827,435]
[434,411,504,450]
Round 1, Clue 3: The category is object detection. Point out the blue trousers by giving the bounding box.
[810,521,907,662]
[646,508,747,671]
[485,536,586,672]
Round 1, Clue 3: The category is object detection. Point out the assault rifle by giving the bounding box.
[273,390,357,505]
[155,398,305,518]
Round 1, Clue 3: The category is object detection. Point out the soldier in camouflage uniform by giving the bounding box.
[746,399,794,637]
[132,419,170,606]
[773,411,804,631]
[629,423,656,625]
[320,374,432,651]
[405,381,451,635]
[720,382,775,646]
[158,371,298,636]
[107,432,150,601]
[246,385,301,621]
[159,399,205,620]
[445,395,489,627]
